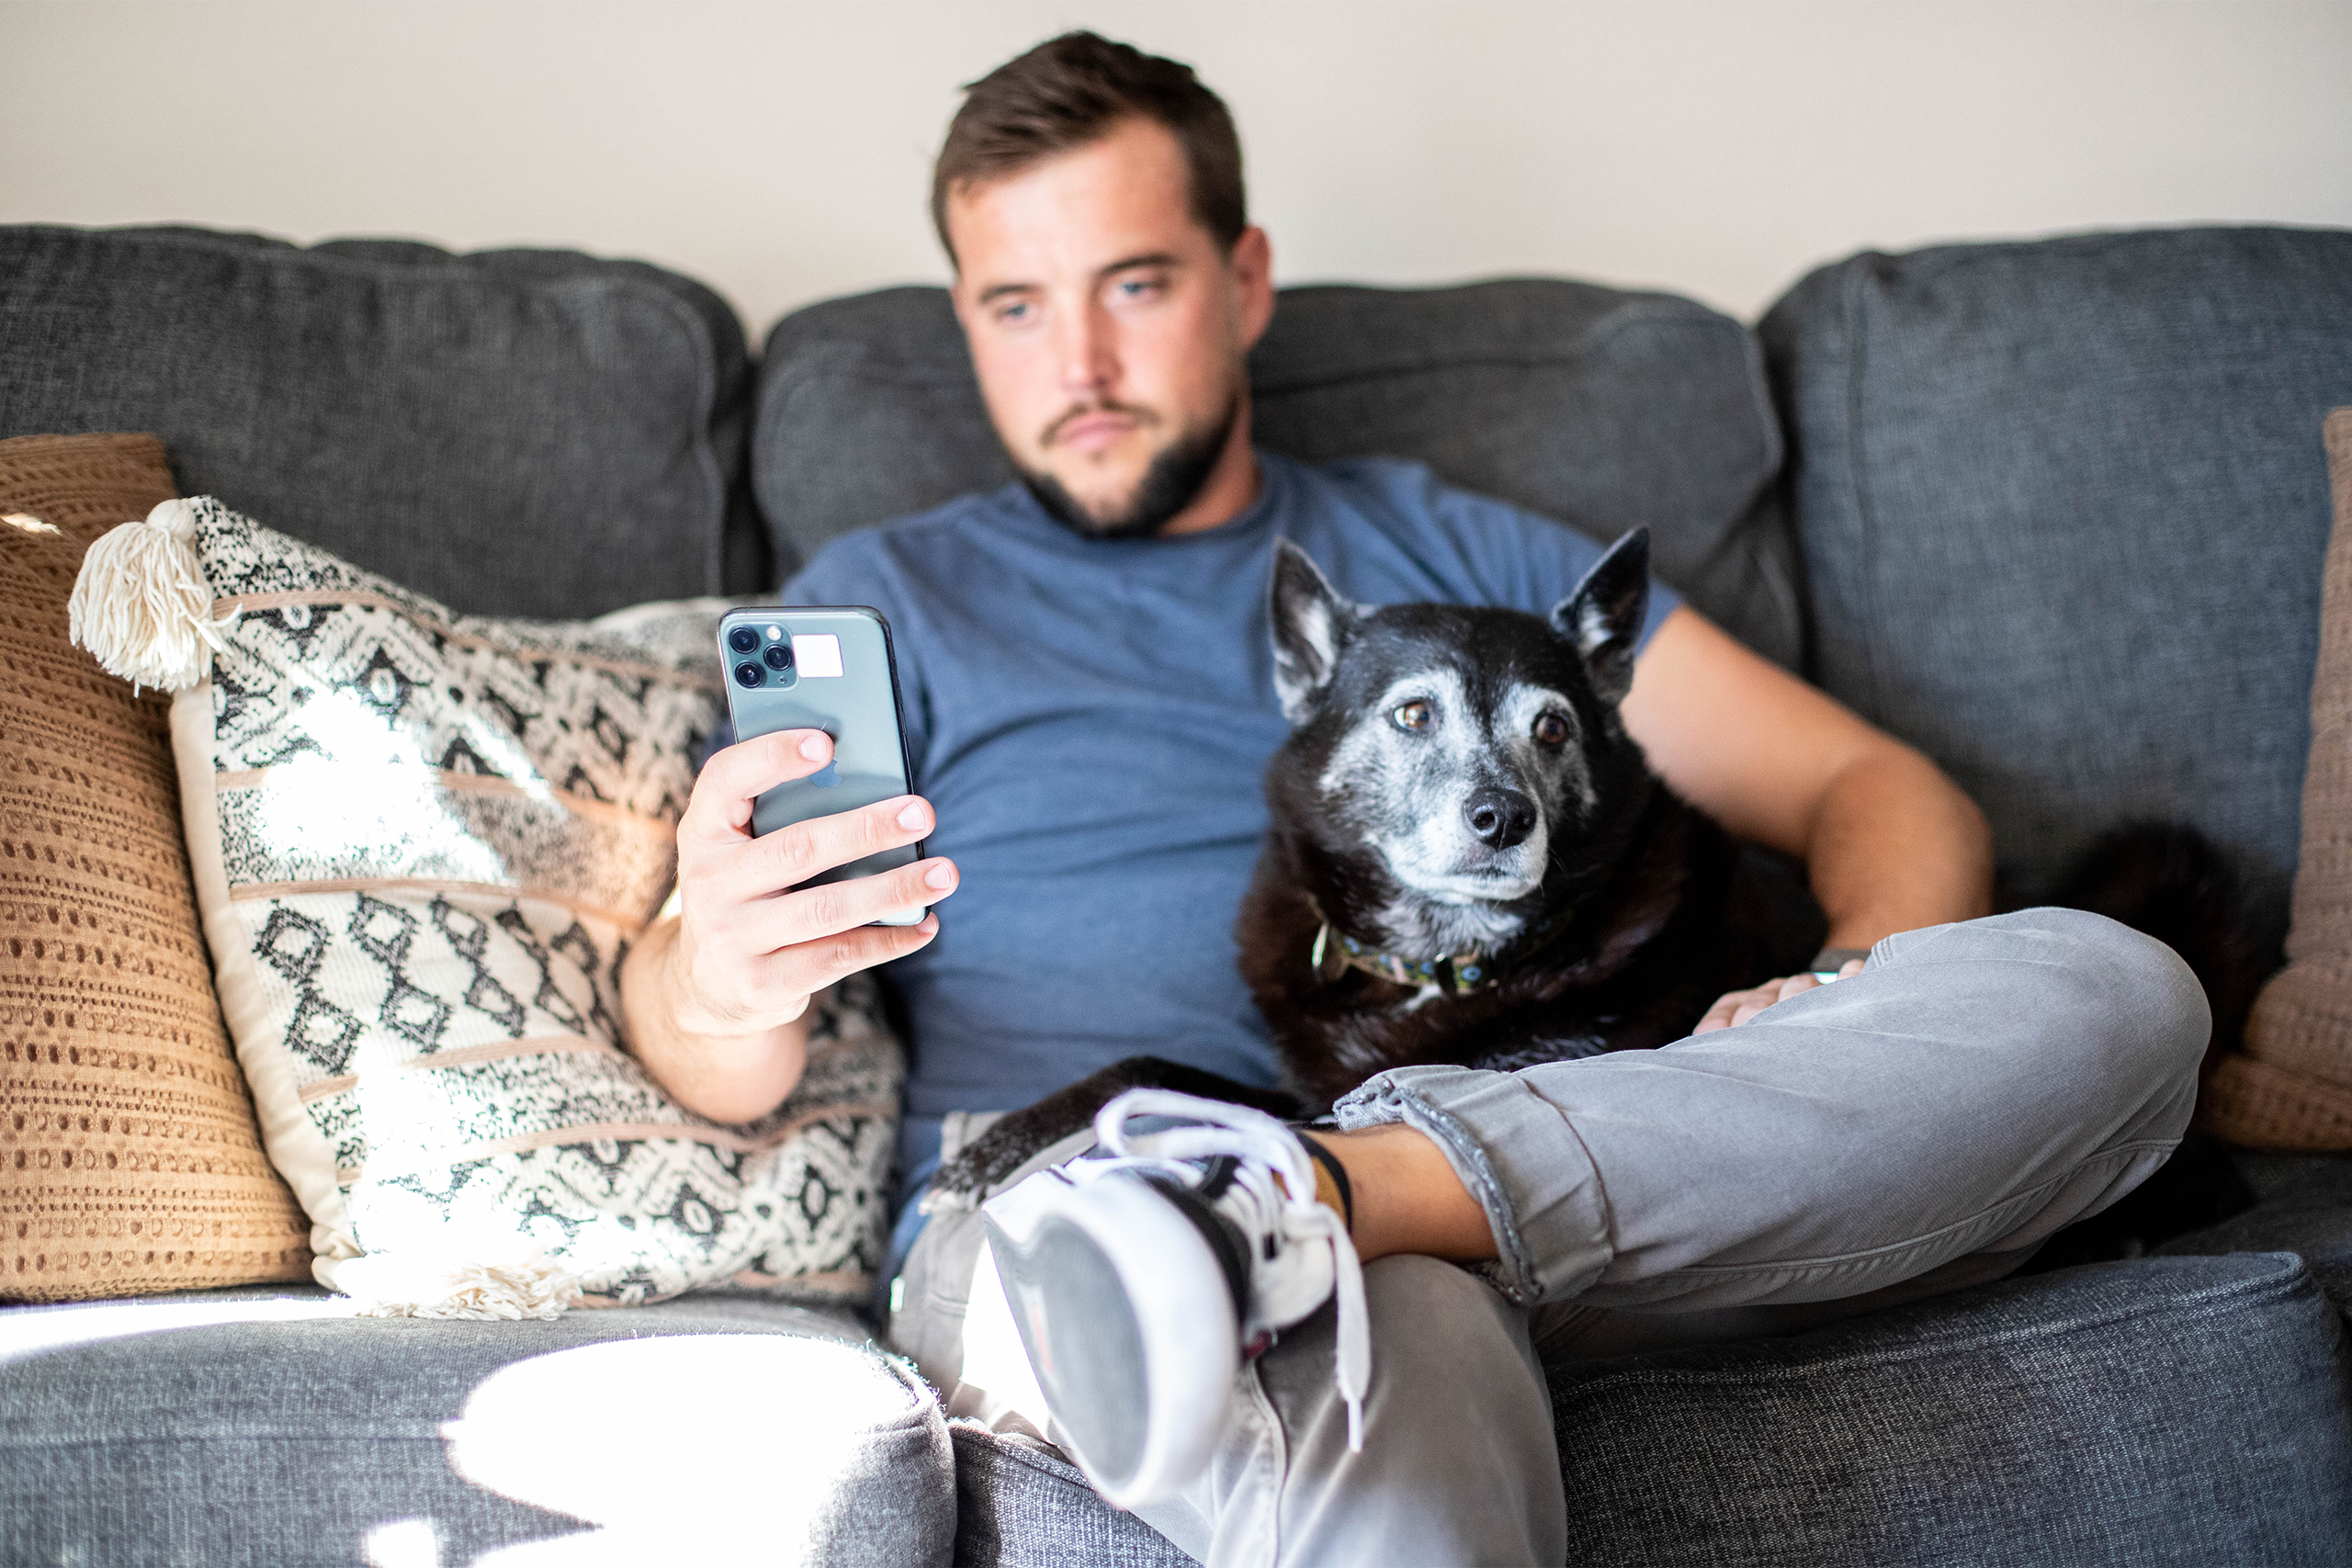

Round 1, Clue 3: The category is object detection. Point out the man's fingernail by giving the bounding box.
[897,800,928,831]
[924,861,956,890]
[799,733,829,761]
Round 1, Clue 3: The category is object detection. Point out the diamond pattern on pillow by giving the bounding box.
[167,498,899,1307]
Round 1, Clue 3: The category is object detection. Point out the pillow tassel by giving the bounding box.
[336,1244,583,1322]
[67,498,237,693]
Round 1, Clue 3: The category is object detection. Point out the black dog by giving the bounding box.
[932,533,2267,1259]
[930,529,1797,1202]
[1236,529,1795,1111]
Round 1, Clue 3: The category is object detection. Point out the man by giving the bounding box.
[621,33,2205,1565]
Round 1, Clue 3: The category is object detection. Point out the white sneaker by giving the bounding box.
[977,1089,1370,1508]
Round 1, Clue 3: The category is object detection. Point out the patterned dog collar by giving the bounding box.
[1307,905,1573,996]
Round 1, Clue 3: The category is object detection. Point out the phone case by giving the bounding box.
[718,606,925,927]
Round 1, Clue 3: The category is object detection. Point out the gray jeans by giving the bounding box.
[889,909,2209,1567]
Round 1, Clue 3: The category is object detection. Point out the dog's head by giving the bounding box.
[1262,530,1655,956]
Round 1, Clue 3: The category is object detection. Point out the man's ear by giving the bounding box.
[1269,538,1357,724]
[1230,227,1276,353]
[1549,528,1651,705]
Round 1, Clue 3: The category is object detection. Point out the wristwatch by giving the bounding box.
[1807,946,1869,983]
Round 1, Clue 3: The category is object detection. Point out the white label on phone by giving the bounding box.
[792,634,843,677]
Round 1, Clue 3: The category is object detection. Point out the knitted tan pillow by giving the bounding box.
[2207,408,2352,1149]
[0,433,311,1299]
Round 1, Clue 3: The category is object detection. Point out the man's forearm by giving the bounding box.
[619,914,810,1123]
[1803,746,1993,952]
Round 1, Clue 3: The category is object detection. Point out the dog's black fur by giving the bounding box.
[2022,820,2278,1264]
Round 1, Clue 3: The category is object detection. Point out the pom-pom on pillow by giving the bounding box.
[70,495,900,1314]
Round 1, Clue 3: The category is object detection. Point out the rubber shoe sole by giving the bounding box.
[980,1168,1245,1507]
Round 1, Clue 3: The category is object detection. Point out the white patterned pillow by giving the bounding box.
[72,496,900,1313]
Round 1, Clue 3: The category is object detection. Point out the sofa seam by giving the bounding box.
[1838,259,1898,728]
[0,1430,463,1450]
[1250,308,1749,399]
[946,1422,1091,1488]
[586,274,730,598]
[1554,1258,2313,1397]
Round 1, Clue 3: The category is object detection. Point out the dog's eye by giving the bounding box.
[1532,712,1570,747]
[1392,701,1432,732]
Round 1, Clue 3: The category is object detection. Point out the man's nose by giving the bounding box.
[1057,299,1116,396]
[1463,788,1537,851]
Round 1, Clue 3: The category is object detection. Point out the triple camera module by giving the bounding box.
[729,623,794,688]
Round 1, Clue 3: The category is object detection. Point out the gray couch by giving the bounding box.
[4,221,2350,1566]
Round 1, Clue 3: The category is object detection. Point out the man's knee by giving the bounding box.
[1893,907,2211,1087]
[2017,907,2210,1079]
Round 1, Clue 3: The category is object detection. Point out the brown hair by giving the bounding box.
[931,32,1247,264]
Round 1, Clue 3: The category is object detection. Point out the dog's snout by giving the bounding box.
[1463,788,1536,851]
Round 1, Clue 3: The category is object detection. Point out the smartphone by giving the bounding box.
[718,606,926,927]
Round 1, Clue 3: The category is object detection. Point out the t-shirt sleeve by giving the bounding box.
[1406,466,1683,652]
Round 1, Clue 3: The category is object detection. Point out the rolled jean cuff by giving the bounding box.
[1331,1064,1612,1307]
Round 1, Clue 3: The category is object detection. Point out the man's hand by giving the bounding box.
[619,728,958,1122]
[1692,958,1866,1034]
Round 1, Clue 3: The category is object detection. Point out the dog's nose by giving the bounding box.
[1463,788,1536,851]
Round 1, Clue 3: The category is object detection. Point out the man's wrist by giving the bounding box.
[649,913,808,1044]
[620,916,809,1114]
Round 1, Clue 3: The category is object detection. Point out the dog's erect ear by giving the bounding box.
[1268,538,1359,724]
[1549,528,1650,705]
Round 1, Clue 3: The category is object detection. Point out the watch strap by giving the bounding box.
[1807,945,1870,981]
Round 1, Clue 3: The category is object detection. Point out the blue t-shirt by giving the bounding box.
[783,452,1679,1120]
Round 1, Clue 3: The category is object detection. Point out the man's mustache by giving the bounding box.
[1041,400,1161,448]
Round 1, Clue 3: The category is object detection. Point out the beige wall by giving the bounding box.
[5,0,2347,340]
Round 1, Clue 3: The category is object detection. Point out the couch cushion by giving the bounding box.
[0,434,311,1302]
[755,281,1801,667]
[2162,1151,2352,1310]
[0,226,762,619]
[0,1286,954,1567]
[950,1426,1195,1568]
[1760,227,2352,906]
[1547,1251,2352,1566]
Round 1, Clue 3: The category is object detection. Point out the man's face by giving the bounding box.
[945,117,1274,538]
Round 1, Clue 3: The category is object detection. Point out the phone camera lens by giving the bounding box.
[727,626,759,655]
[763,642,793,671]
[733,661,764,688]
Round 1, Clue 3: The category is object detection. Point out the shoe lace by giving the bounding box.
[1091,1088,1371,1453]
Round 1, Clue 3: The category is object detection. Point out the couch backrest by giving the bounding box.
[1762,227,2352,907]
[0,226,763,618]
[753,279,1802,667]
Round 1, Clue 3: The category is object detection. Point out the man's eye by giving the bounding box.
[1114,277,1164,301]
[996,301,1033,324]
[1532,712,1570,747]
[1393,701,1432,732]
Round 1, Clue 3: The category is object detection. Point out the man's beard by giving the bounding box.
[1018,391,1239,543]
